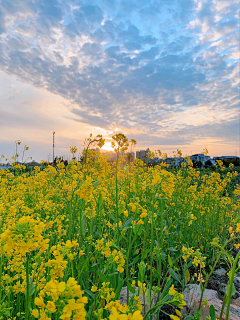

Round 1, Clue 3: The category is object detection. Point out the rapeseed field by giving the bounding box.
[0,134,239,320]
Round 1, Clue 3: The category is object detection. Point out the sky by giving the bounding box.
[0,0,239,162]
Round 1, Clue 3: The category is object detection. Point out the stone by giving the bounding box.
[234,277,240,288]
[211,297,240,320]
[183,284,218,308]
[120,286,158,320]
[183,284,240,320]
[219,283,227,295]
[213,268,227,277]
[233,297,240,307]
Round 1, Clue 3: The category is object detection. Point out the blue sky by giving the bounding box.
[0,0,239,161]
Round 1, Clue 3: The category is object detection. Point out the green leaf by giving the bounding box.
[115,278,124,298]
[98,194,103,207]
[122,217,133,230]
[169,268,181,285]
[159,277,172,301]
[226,283,236,297]
[168,254,173,267]
[119,205,124,214]
[209,305,216,320]
[187,260,193,269]
[167,247,178,252]
[28,277,35,296]
[142,249,151,260]
[91,263,98,267]
[127,281,136,294]
[154,240,159,247]
[100,273,109,283]
[106,211,116,222]
[93,180,99,188]
[161,251,167,259]
[108,272,118,276]
[129,255,140,267]
[133,224,143,236]
[84,289,95,299]
[82,215,86,235]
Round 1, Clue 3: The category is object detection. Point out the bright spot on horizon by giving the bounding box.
[101,142,113,152]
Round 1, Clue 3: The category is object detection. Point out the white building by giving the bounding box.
[190,154,214,165]
[136,148,150,162]
[213,156,239,161]
[164,157,186,167]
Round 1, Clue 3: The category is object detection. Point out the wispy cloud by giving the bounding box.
[0,0,239,160]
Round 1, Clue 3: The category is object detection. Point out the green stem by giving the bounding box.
[71,260,74,278]
[0,252,2,302]
[219,294,227,320]
[79,200,83,247]
[116,150,119,246]
[159,199,164,286]
[126,227,134,302]
[225,250,240,320]
[199,237,238,309]
[25,253,30,320]
[149,200,154,312]
[69,197,73,239]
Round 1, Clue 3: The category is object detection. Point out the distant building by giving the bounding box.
[126,152,135,162]
[164,157,186,167]
[136,148,150,162]
[190,154,205,162]
[213,156,239,161]
[190,154,213,165]
[89,148,100,152]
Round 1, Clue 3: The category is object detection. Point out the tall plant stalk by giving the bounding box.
[25,253,30,320]
[115,150,119,246]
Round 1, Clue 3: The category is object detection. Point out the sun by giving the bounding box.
[101,141,113,151]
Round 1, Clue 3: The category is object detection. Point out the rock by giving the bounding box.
[211,297,240,320]
[219,283,227,295]
[213,268,227,277]
[233,297,240,307]
[120,286,158,320]
[234,277,240,288]
[208,277,220,291]
[183,284,218,308]
[183,284,240,320]
[219,283,240,299]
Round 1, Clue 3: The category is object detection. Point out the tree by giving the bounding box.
[205,159,213,167]
[193,160,203,168]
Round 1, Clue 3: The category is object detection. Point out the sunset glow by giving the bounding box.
[0,0,239,161]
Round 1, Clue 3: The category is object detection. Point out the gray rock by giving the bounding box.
[183,284,218,308]
[213,268,227,277]
[233,297,240,307]
[120,286,158,320]
[219,283,239,299]
[234,277,240,288]
[183,284,240,320]
[219,283,227,295]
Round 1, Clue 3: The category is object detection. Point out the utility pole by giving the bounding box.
[53,132,55,163]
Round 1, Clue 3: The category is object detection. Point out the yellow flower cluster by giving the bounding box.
[1,216,48,256]
[0,143,239,319]
[33,277,88,319]
[105,297,143,320]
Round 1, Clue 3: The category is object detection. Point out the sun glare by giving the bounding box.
[101,141,113,151]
